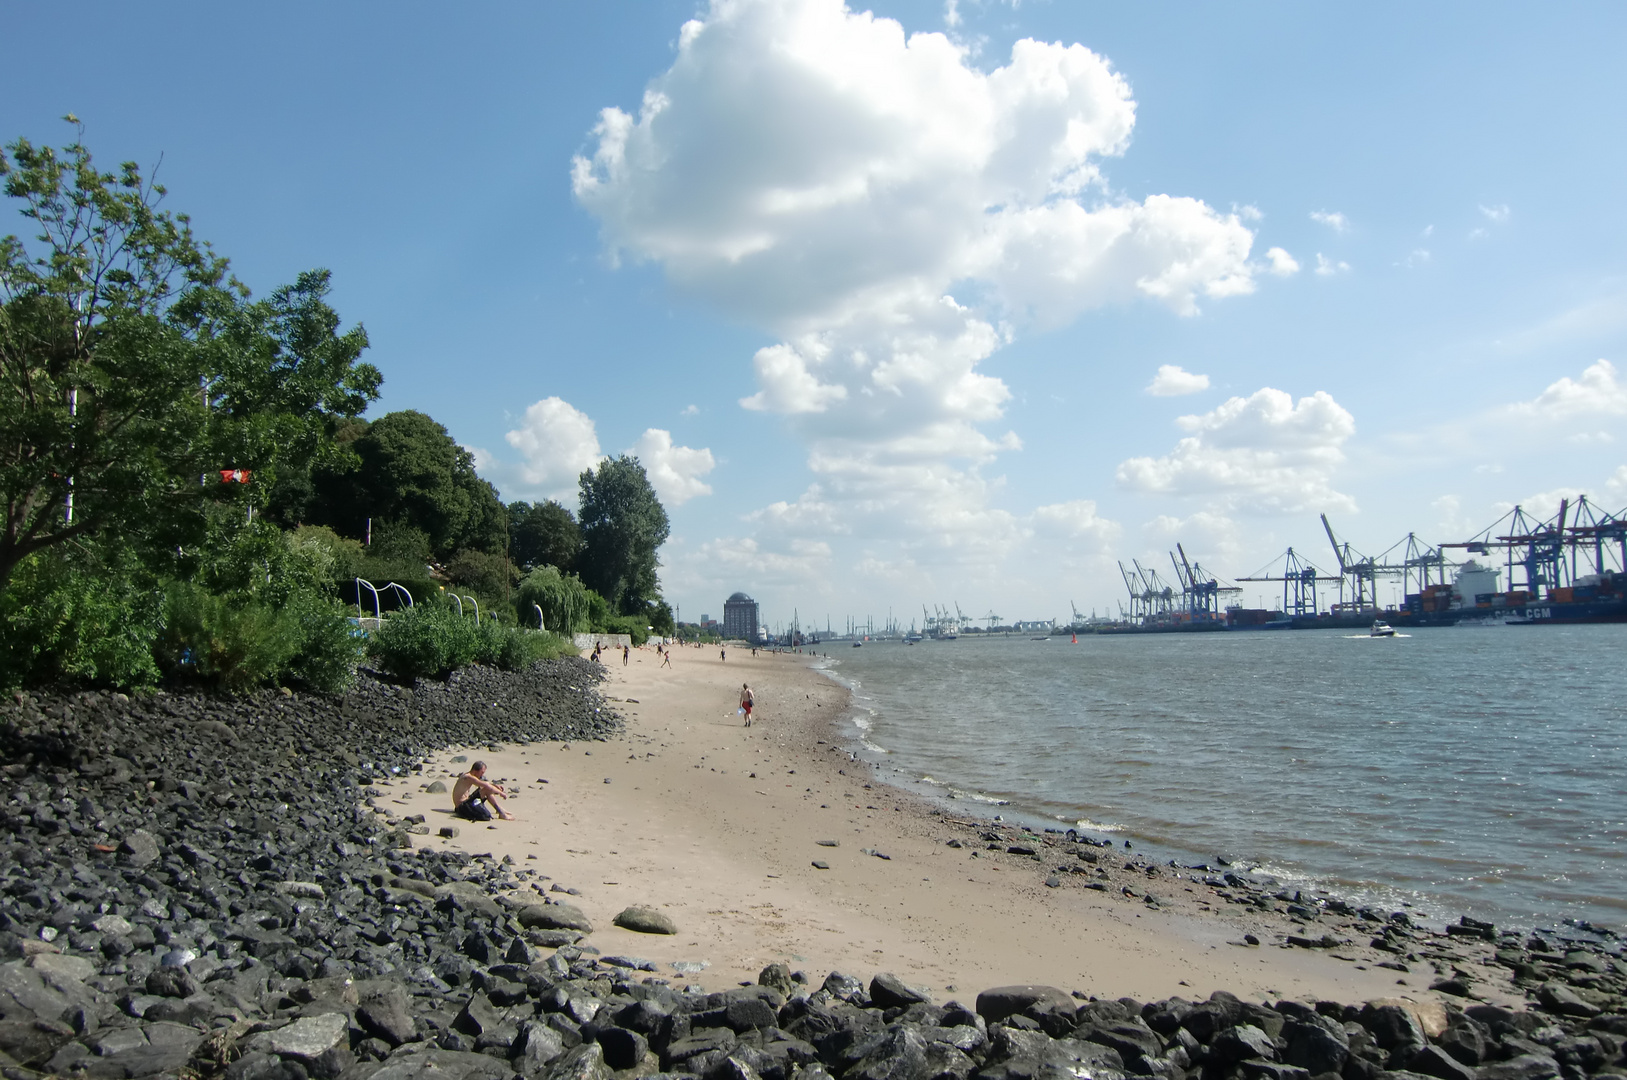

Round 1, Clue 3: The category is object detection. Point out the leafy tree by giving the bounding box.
[308,410,504,559]
[514,564,590,633]
[0,121,380,590]
[509,498,582,572]
[446,548,517,605]
[577,455,669,616]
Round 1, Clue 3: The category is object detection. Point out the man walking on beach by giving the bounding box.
[623,644,630,666]
[740,683,754,726]
[452,762,515,822]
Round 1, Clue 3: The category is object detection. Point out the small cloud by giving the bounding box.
[1314,253,1350,276]
[1310,210,1350,233]
[943,0,962,27]
[1468,227,1489,241]
[681,403,700,416]
[1263,247,1299,276]
[629,428,716,505]
[1146,364,1211,397]
[1236,204,1264,222]
[1400,248,1431,268]
[1421,224,1434,238]
[1480,203,1511,223]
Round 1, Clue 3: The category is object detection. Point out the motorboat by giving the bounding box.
[1370,620,1397,637]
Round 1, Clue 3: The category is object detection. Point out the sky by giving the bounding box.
[5,1,1626,628]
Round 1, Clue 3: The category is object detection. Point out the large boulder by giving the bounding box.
[976,986,1076,1026]
[613,905,676,934]
[519,901,594,934]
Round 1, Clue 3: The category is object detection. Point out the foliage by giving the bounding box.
[367,603,567,680]
[446,548,517,604]
[0,545,162,690]
[290,525,365,583]
[649,599,675,637]
[282,592,366,694]
[509,499,582,572]
[0,122,380,591]
[304,411,505,560]
[577,455,669,616]
[599,613,649,645]
[513,564,590,633]
[155,582,302,692]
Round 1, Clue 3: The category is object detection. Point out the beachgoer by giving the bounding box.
[661,649,672,669]
[739,683,754,726]
[451,761,514,821]
[623,644,630,666]
[720,647,726,662]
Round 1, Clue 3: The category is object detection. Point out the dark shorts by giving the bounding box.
[456,797,493,822]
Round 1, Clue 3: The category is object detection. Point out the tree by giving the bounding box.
[577,455,668,616]
[509,498,582,572]
[0,121,381,590]
[307,410,505,560]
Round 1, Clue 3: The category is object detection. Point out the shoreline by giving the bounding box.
[394,645,1531,1007]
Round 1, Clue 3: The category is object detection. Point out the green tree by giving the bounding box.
[577,454,668,616]
[0,121,380,590]
[309,410,504,560]
[509,498,582,571]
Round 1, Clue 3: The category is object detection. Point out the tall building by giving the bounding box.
[723,592,759,641]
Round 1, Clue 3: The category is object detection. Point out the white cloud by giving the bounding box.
[1146,364,1210,397]
[503,397,603,501]
[1116,387,1357,513]
[1310,210,1349,233]
[943,0,961,28]
[1400,248,1430,268]
[1314,253,1350,276]
[630,428,716,505]
[681,403,700,416]
[1237,204,1263,222]
[574,0,1262,553]
[1509,359,1627,421]
[1480,203,1511,223]
[1263,246,1299,276]
[1606,466,1627,503]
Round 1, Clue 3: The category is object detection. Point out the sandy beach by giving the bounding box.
[378,644,1520,1008]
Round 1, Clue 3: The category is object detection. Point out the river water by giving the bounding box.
[816,625,1627,931]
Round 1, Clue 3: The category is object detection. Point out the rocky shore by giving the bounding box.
[2,660,1626,1080]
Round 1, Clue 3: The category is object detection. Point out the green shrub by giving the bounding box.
[368,603,568,679]
[600,613,649,645]
[0,550,163,690]
[285,593,366,694]
[367,604,480,679]
[291,525,366,583]
[156,583,303,692]
[446,549,518,604]
[513,565,591,633]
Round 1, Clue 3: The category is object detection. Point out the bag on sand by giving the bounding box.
[456,796,493,822]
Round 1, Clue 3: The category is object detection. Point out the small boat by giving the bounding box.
[851,641,863,648]
[1370,620,1396,637]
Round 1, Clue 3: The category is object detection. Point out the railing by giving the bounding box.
[449,593,480,625]
[355,578,413,620]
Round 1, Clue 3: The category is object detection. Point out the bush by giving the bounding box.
[600,613,649,645]
[0,549,163,691]
[368,603,569,679]
[514,565,591,633]
[284,593,367,694]
[156,583,303,692]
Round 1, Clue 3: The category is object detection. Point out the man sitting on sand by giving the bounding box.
[451,761,515,822]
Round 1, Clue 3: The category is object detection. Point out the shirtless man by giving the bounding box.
[451,761,515,821]
[739,683,754,726]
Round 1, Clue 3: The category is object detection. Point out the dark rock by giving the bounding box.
[1281,1016,1349,1075]
[1211,1024,1278,1064]
[977,985,1077,1025]
[251,1011,353,1079]
[119,829,160,867]
[357,982,416,1046]
[1537,983,1600,1018]
[546,1041,614,1080]
[598,1025,649,1069]
[145,965,199,999]
[1476,1054,1562,1080]
[870,972,932,1010]
[515,1018,568,1073]
[1405,1045,1477,1080]
[1436,1021,1488,1066]
[454,991,506,1037]
[1076,1020,1163,1066]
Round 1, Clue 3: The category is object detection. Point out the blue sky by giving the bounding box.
[6,1,1625,627]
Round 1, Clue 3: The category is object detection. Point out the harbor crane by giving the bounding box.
[1236,547,1326,616]
[1320,514,1379,612]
